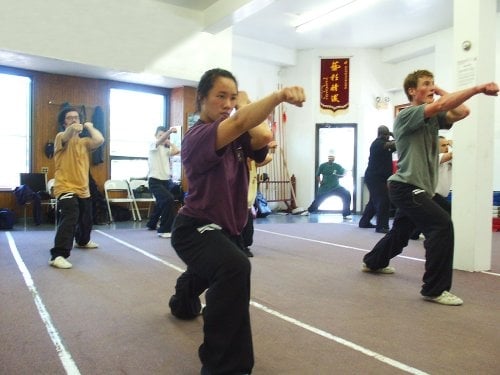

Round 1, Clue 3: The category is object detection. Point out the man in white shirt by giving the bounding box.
[147,126,180,238]
[435,136,452,199]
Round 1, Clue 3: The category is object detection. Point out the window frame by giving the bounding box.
[108,84,171,181]
[0,67,33,189]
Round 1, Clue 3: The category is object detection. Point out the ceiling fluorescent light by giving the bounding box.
[295,0,379,33]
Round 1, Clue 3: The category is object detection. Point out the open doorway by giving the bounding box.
[314,123,357,212]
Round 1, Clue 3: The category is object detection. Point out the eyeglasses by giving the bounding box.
[65,115,80,121]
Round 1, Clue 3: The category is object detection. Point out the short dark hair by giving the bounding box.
[377,125,390,137]
[196,68,238,112]
[57,107,81,127]
[403,69,434,102]
[155,126,167,135]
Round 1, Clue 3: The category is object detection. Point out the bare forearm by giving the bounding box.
[255,153,273,167]
[429,87,475,120]
[60,125,80,142]
[156,128,175,147]
[430,82,498,122]
[217,86,305,150]
[231,92,281,133]
[86,124,104,147]
[440,152,452,164]
[248,121,273,150]
[169,142,180,156]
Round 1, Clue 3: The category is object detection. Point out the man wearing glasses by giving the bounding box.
[49,107,104,269]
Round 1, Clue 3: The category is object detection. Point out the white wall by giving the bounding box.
[248,21,500,210]
[277,49,394,210]
[232,56,281,101]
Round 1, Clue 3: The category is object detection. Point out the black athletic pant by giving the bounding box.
[363,182,454,297]
[359,175,391,230]
[50,193,93,259]
[170,214,253,375]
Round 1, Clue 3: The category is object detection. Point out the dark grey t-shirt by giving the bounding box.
[388,105,449,196]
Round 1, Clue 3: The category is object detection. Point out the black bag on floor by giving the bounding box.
[0,208,15,229]
[110,204,132,221]
[255,191,272,218]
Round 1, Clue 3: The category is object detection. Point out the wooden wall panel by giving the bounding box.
[0,67,195,212]
[170,86,196,192]
[32,72,110,190]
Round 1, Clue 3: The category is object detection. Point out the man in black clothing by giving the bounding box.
[359,125,396,233]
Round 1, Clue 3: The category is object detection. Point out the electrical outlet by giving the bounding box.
[41,167,48,174]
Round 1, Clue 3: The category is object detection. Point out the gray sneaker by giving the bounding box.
[423,291,463,306]
[362,262,395,274]
[49,256,72,269]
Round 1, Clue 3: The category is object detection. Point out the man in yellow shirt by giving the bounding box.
[49,107,104,269]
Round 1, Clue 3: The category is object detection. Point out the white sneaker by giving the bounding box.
[362,262,395,274]
[75,240,99,249]
[158,232,172,238]
[423,291,463,306]
[49,256,72,269]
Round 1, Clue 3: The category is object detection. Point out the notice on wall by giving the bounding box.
[456,57,477,88]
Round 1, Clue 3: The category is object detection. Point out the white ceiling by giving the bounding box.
[1,0,498,86]
[193,0,456,49]
[172,0,499,50]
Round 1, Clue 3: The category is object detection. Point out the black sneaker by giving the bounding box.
[243,247,254,257]
[168,295,202,320]
[359,223,376,228]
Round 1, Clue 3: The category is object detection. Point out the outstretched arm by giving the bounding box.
[236,91,274,150]
[84,122,105,150]
[424,83,498,123]
[217,87,305,150]
[156,127,177,147]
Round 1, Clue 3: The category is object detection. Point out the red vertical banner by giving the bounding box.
[320,58,350,113]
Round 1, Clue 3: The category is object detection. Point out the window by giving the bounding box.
[0,72,31,189]
[109,88,168,180]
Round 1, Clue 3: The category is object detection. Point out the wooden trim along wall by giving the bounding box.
[0,66,196,219]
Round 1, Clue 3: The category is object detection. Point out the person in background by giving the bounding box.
[307,151,352,219]
[146,126,180,238]
[359,125,396,233]
[242,139,277,257]
[362,69,498,306]
[168,68,305,375]
[49,107,104,269]
[410,135,453,240]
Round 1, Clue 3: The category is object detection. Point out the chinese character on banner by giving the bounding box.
[320,58,350,113]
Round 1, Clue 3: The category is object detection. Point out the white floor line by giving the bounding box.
[250,301,429,375]
[256,228,500,276]
[480,270,500,277]
[6,232,81,375]
[97,230,185,273]
[256,228,426,263]
[96,230,428,375]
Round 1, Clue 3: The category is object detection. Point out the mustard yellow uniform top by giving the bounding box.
[53,134,93,199]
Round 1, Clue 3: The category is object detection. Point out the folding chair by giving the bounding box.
[103,180,137,222]
[128,179,156,221]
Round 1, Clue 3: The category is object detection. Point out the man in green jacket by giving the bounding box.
[307,150,351,219]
